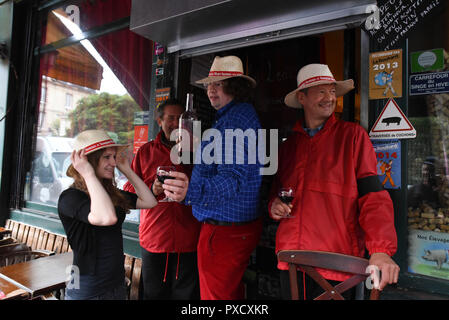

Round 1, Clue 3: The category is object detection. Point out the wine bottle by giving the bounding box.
[178,93,198,163]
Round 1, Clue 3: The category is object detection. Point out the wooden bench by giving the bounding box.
[3,219,143,300]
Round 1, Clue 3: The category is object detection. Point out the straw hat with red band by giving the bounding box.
[73,129,128,155]
[196,55,257,87]
[284,63,354,108]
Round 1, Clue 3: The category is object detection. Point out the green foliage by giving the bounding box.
[68,92,140,144]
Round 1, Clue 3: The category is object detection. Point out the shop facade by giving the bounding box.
[0,0,448,298]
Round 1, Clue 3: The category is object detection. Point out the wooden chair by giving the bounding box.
[0,237,17,246]
[277,250,381,300]
[0,250,54,267]
[0,227,12,239]
[0,243,30,256]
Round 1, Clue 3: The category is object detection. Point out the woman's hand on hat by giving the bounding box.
[115,146,131,173]
[71,149,95,178]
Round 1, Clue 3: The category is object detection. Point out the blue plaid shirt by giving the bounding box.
[185,101,262,222]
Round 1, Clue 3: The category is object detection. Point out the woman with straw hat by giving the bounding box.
[58,129,158,300]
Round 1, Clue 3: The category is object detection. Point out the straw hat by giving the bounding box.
[284,64,354,108]
[73,129,128,155]
[196,55,257,87]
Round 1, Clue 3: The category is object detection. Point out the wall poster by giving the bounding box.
[369,49,403,99]
[372,139,401,189]
[409,229,449,281]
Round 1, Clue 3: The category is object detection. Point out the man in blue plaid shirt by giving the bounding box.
[164,56,263,300]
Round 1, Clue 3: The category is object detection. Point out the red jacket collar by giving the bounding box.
[292,113,337,134]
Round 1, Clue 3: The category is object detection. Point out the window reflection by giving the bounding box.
[28,5,152,224]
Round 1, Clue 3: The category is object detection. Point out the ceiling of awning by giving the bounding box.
[43,10,103,90]
[130,0,376,54]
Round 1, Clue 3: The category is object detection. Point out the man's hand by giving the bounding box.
[269,197,293,220]
[369,252,400,290]
[152,179,164,196]
[162,171,189,202]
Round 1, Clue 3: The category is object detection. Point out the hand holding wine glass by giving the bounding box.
[156,166,176,202]
[270,187,295,220]
[161,171,190,202]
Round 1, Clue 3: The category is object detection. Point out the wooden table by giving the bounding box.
[0,252,73,298]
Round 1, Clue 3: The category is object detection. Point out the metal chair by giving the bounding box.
[277,250,381,300]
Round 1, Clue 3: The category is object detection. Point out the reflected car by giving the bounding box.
[29,136,74,205]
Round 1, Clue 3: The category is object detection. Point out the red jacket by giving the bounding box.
[123,132,200,253]
[269,114,397,281]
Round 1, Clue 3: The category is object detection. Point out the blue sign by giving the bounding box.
[410,71,449,95]
[372,139,401,189]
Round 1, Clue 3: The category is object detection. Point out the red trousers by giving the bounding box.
[197,219,263,300]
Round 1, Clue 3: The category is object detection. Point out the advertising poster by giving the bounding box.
[156,87,171,103]
[133,125,148,154]
[408,229,449,281]
[372,139,401,189]
[369,49,403,99]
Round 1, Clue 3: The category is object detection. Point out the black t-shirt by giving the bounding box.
[58,187,137,298]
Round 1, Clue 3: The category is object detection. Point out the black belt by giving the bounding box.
[203,218,258,226]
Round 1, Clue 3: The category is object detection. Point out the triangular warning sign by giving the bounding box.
[369,99,416,139]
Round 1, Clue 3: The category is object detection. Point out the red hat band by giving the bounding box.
[298,76,336,90]
[208,71,243,77]
[84,139,116,153]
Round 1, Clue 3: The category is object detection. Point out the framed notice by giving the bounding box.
[410,71,449,96]
[369,49,402,100]
[410,48,444,73]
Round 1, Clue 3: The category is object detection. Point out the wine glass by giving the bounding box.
[156,166,176,202]
[278,187,295,218]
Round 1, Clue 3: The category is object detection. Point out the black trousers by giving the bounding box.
[280,270,356,300]
[141,249,200,300]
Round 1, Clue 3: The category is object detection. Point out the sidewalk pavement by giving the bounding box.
[380,286,449,300]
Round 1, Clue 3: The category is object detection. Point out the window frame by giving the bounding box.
[8,0,145,256]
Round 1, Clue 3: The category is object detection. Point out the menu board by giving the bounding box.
[366,0,442,50]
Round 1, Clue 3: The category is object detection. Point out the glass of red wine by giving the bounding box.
[278,187,294,218]
[156,166,176,202]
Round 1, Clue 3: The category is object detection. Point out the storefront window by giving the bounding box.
[407,2,449,280]
[25,3,153,222]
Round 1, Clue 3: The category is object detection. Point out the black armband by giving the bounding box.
[357,175,383,198]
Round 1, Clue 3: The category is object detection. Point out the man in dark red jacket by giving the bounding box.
[124,99,200,299]
[269,64,400,299]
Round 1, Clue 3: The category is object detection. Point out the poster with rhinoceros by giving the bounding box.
[408,229,449,280]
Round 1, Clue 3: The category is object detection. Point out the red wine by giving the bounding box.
[279,195,294,204]
[157,175,175,184]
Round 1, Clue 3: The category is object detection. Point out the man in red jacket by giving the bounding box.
[124,99,200,299]
[269,64,400,299]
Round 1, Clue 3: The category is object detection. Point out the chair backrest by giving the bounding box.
[277,250,380,300]
[0,243,30,256]
[0,237,17,246]
[0,250,53,267]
